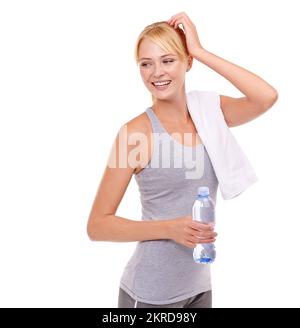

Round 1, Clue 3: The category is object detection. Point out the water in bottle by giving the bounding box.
[192,186,216,264]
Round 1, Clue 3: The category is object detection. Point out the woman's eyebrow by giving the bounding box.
[139,54,176,61]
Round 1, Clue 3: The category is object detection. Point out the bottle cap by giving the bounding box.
[197,186,209,196]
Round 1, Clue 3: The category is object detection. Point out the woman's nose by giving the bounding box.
[153,64,165,77]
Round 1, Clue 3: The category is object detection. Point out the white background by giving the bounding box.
[0,0,299,308]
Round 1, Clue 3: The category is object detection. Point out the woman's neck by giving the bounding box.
[152,93,190,124]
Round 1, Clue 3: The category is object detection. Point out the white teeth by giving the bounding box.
[153,80,171,86]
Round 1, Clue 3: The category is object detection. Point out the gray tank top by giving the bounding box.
[119,106,219,305]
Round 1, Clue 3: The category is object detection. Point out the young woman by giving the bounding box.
[87,12,278,308]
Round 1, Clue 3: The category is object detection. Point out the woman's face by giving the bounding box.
[138,38,191,101]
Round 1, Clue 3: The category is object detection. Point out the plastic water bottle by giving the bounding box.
[192,186,216,264]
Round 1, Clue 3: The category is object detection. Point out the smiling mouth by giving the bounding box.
[151,80,172,89]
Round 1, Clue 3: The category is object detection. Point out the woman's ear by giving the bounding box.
[186,55,193,72]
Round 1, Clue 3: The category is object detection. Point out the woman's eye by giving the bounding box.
[140,59,174,67]
[163,59,175,64]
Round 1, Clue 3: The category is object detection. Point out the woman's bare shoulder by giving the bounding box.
[123,111,151,136]
[121,111,153,175]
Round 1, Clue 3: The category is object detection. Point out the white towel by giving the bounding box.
[186,90,258,200]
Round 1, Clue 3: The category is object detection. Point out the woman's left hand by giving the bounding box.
[167,12,204,59]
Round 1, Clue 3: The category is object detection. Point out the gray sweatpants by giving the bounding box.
[118,287,212,308]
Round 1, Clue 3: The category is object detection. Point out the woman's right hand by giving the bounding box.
[169,215,217,249]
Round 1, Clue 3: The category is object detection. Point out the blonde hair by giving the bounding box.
[134,21,190,103]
